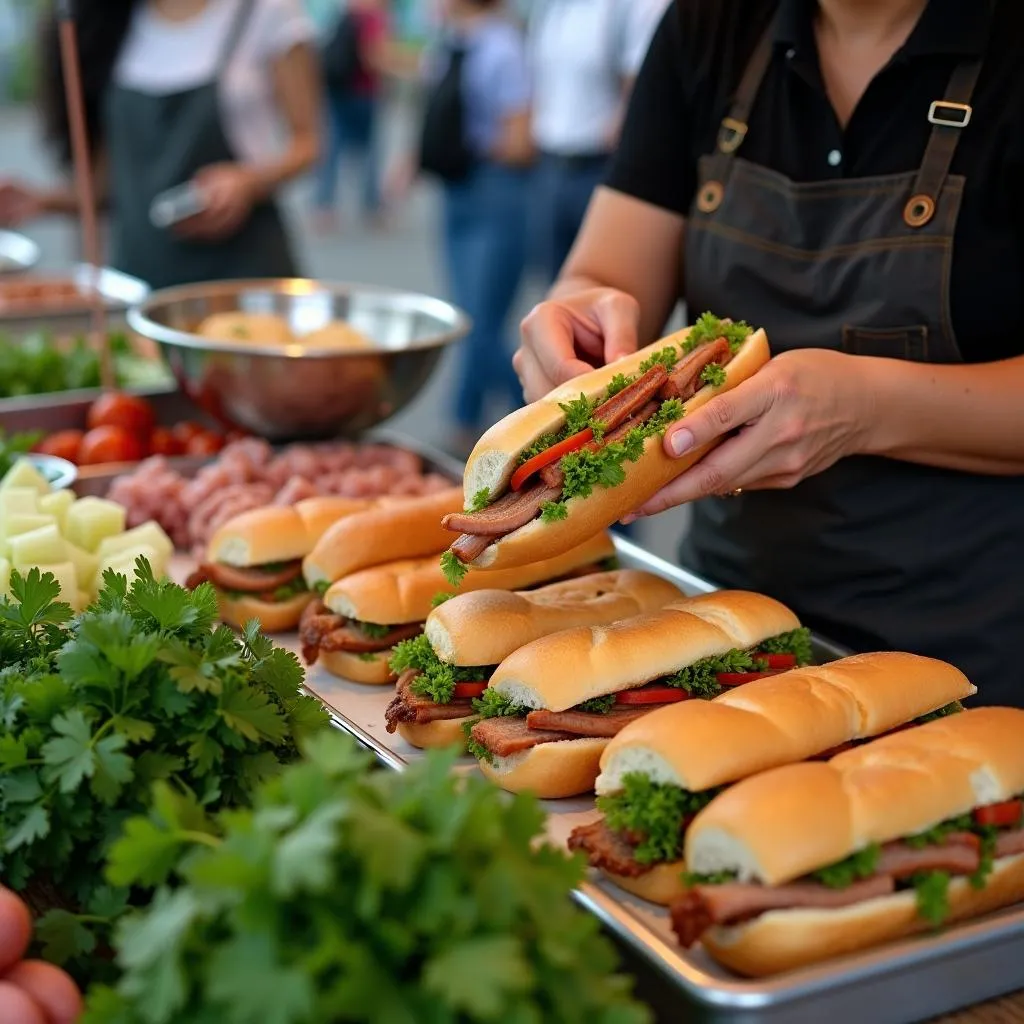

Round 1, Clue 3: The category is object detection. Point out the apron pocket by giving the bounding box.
[841,324,929,360]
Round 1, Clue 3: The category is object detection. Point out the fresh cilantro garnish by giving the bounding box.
[913,870,951,927]
[639,346,680,374]
[357,621,391,641]
[811,843,881,889]
[0,431,43,477]
[757,627,814,666]
[271,577,308,602]
[0,568,74,666]
[313,579,330,597]
[682,869,738,886]
[540,500,569,523]
[682,312,753,354]
[440,550,469,588]
[431,592,455,608]
[597,774,719,865]
[700,363,727,388]
[390,635,493,705]
[558,393,597,435]
[464,731,495,764]
[472,689,529,719]
[468,488,491,513]
[915,701,964,724]
[577,694,616,714]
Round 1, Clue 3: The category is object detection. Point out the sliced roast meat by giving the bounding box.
[568,819,651,878]
[995,829,1024,859]
[590,364,669,431]
[442,481,563,537]
[874,835,980,879]
[470,716,579,759]
[450,531,494,564]
[526,706,655,738]
[196,560,303,593]
[659,338,733,403]
[384,669,474,733]
[318,620,423,654]
[671,875,897,947]
[299,598,344,664]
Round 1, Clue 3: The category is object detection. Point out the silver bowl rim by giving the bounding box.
[26,453,78,491]
[0,230,43,275]
[127,278,472,361]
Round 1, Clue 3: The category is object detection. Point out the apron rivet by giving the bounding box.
[904,194,936,228]
[698,181,724,213]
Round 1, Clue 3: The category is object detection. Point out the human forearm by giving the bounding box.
[241,135,319,201]
[861,354,1024,474]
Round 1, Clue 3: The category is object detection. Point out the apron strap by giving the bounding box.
[218,0,257,72]
[696,18,776,214]
[903,58,984,228]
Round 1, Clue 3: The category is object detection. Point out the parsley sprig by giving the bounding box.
[682,312,753,354]
[389,634,493,704]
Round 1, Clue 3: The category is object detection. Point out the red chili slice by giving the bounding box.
[615,687,689,705]
[715,670,785,687]
[759,653,797,669]
[452,681,488,699]
[510,428,594,491]
[974,799,1023,828]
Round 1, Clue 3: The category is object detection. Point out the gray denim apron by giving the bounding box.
[679,21,1024,703]
[105,0,298,288]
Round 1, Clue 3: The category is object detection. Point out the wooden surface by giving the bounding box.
[937,992,1024,1022]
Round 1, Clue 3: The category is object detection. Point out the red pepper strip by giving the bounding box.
[758,653,797,669]
[510,428,594,491]
[974,799,1023,828]
[715,669,786,687]
[615,687,690,705]
[452,681,489,699]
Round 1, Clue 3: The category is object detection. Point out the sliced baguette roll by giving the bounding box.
[477,737,610,799]
[686,707,1024,888]
[489,590,800,714]
[324,531,615,626]
[303,488,465,588]
[424,569,682,666]
[461,328,770,571]
[319,650,394,685]
[216,591,314,634]
[294,496,374,545]
[397,718,468,750]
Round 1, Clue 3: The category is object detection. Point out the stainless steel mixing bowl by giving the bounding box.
[127,279,471,440]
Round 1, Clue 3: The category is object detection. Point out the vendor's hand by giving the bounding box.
[175,163,257,241]
[0,887,82,1024]
[623,349,877,521]
[0,181,45,227]
[515,288,640,402]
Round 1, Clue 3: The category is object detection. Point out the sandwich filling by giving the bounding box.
[186,560,309,605]
[672,790,1024,947]
[298,598,422,666]
[467,627,812,764]
[440,313,752,585]
[570,701,965,881]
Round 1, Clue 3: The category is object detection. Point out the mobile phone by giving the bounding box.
[150,183,208,228]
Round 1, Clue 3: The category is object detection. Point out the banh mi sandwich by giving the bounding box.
[300,531,616,685]
[439,313,769,581]
[186,496,370,631]
[303,487,464,591]
[672,707,1024,977]
[467,590,812,799]
[384,569,683,750]
[569,652,976,905]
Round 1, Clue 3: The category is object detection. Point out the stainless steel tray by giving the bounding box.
[0,230,41,274]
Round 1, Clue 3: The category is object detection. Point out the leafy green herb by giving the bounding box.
[639,346,680,374]
[464,731,495,765]
[357,652,380,663]
[811,843,881,889]
[664,649,755,698]
[915,701,964,724]
[518,432,561,465]
[604,373,633,398]
[540,500,569,523]
[598,556,620,571]
[643,399,685,435]
[390,634,493,705]
[468,488,491,513]
[312,580,329,598]
[913,870,951,927]
[271,577,308,602]
[905,814,974,850]
[87,732,652,1024]
[356,621,391,641]
[757,627,814,666]
[431,592,455,608]
[682,312,753,354]
[472,689,529,720]
[0,431,43,478]
[440,550,469,588]
[682,870,738,886]
[597,774,719,865]
[577,695,616,714]
[972,829,998,890]
[700,363,727,388]
[559,394,597,435]
[0,560,328,982]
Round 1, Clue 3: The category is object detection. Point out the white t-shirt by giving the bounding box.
[529,0,670,155]
[113,0,315,165]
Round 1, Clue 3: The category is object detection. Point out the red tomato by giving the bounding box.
[171,421,205,446]
[34,430,83,464]
[0,888,32,973]
[3,962,82,1024]
[186,432,225,456]
[149,426,182,457]
[615,687,689,705]
[715,670,784,687]
[758,653,797,669]
[87,392,156,437]
[510,428,595,491]
[452,681,488,699]
[78,426,145,466]
[974,799,1023,828]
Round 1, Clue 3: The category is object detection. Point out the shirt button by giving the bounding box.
[785,47,796,60]
[827,149,842,167]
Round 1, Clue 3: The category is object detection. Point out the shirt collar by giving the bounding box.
[774,0,992,59]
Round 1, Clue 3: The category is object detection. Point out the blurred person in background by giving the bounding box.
[412,0,533,452]
[311,0,391,233]
[527,0,668,282]
[0,0,320,289]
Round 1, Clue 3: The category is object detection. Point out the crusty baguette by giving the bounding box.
[477,737,609,799]
[424,569,682,666]
[294,496,374,545]
[324,531,615,625]
[461,328,770,571]
[596,652,977,796]
[490,590,800,713]
[319,650,394,685]
[303,488,464,588]
[216,591,313,633]
[686,707,1024,889]
[397,718,468,750]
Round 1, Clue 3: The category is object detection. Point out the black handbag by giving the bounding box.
[418,45,475,183]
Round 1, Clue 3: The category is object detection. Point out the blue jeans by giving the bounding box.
[532,153,610,283]
[314,91,381,214]
[443,162,529,432]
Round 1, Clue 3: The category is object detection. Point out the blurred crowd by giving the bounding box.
[0,0,671,445]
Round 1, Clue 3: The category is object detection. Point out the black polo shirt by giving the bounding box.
[607,0,1024,363]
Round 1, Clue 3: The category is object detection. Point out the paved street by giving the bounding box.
[0,100,689,562]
